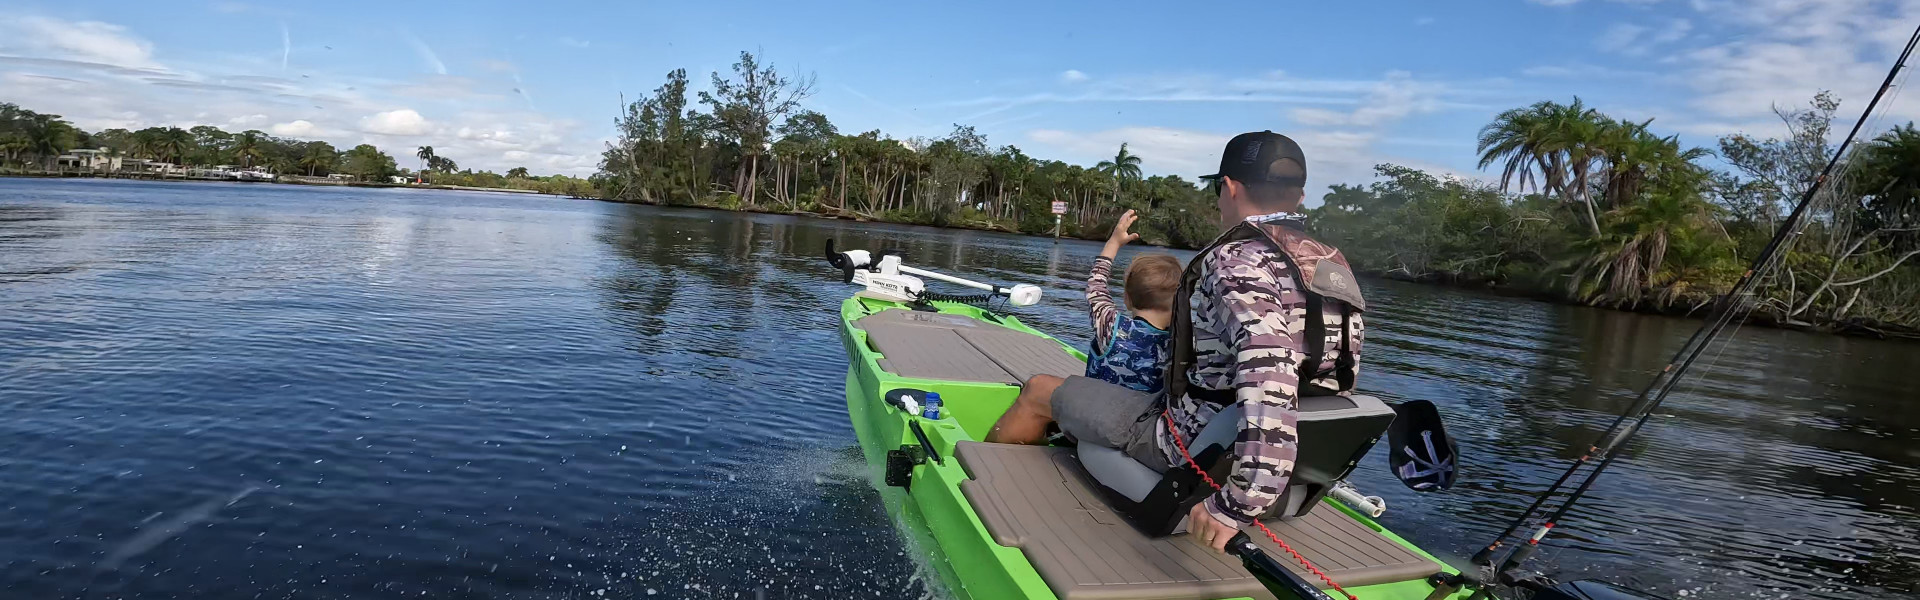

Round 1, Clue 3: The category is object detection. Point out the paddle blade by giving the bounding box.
[1387,400,1458,491]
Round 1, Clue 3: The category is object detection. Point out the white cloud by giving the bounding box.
[1287,71,1442,127]
[557,37,591,49]
[1027,126,1227,176]
[1415,17,1436,26]
[270,119,318,136]
[1021,125,1439,206]
[0,15,602,176]
[361,109,432,136]
[227,113,269,128]
[1673,0,1920,131]
[1060,69,1089,84]
[2,17,161,70]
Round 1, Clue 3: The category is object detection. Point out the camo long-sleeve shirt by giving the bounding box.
[1159,237,1365,526]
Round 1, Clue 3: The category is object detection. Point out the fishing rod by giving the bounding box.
[1467,20,1920,595]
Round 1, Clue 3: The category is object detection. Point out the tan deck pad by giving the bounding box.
[955,327,1089,384]
[853,309,1084,384]
[956,442,1443,600]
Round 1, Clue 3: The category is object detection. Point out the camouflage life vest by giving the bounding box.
[1163,217,1367,405]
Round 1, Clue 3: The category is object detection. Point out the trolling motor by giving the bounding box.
[825,240,1043,307]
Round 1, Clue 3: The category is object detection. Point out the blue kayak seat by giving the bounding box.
[1077,394,1397,537]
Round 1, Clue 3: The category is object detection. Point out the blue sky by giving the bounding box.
[4,0,1918,200]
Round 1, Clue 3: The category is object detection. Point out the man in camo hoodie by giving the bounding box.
[986,131,1364,554]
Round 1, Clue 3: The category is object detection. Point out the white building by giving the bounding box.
[53,148,122,172]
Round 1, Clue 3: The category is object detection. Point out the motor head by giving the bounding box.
[825,239,873,283]
[1002,284,1043,307]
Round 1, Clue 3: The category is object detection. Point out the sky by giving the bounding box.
[4,0,1920,201]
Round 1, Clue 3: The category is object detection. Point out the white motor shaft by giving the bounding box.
[830,243,1043,307]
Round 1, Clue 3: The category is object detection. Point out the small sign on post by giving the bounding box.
[1050,201,1068,215]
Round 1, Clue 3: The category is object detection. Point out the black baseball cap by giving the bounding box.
[1199,131,1307,187]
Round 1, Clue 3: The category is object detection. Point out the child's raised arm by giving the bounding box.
[1087,210,1141,354]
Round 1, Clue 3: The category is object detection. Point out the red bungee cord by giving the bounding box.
[1163,412,1358,600]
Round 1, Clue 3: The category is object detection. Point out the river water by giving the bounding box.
[1,178,1915,600]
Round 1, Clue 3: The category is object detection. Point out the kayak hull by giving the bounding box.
[839,295,1474,600]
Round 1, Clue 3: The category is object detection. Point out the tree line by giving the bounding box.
[1312,93,1919,335]
[595,52,1917,336]
[0,102,592,197]
[594,52,1223,248]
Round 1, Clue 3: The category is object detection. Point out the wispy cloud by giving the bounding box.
[1287,71,1443,128]
[404,32,447,75]
[279,22,290,71]
[557,36,590,49]
[1598,18,1691,55]
[0,15,602,175]
[1060,69,1089,84]
[2,17,163,70]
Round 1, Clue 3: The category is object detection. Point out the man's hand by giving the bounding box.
[1187,501,1241,553]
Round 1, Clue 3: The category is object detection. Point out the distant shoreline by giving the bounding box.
[0,171,564,197]
[9,173,1912,342]
[587,196,1920,342]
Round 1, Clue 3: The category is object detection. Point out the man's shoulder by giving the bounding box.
[1203,238,1291,274]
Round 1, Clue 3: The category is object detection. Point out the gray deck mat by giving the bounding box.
[956,442,1443,600]
[853,309,1085,384]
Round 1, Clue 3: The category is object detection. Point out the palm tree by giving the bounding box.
[1478,98,1607,237]
[130,129,160,160]
[507,166,530,179]
[1563,180,1716,307]
[1095,142,1143,215]
[232,130,265,169]
[415,146,434,182]
[1596,120,1710,211]
[157,127,193,167]
[299,142,337,176]
[22,114,78,172]
[0,137,28,169]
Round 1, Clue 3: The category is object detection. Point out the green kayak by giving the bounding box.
[837,293,1478,600]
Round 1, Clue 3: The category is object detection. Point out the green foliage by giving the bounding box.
[0,103,79,170]
[343,144,398,180]
[298,141,338,176]
[596,51,1220,247]
[1324,92,1918,335]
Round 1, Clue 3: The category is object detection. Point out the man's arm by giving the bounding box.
[1200,245,1305,526]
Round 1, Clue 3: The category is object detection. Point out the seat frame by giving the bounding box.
[1079,395,1398,537]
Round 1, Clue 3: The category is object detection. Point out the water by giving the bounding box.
[2,178,1915,599]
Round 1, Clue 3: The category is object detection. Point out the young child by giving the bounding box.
[1084,209,1182,394]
